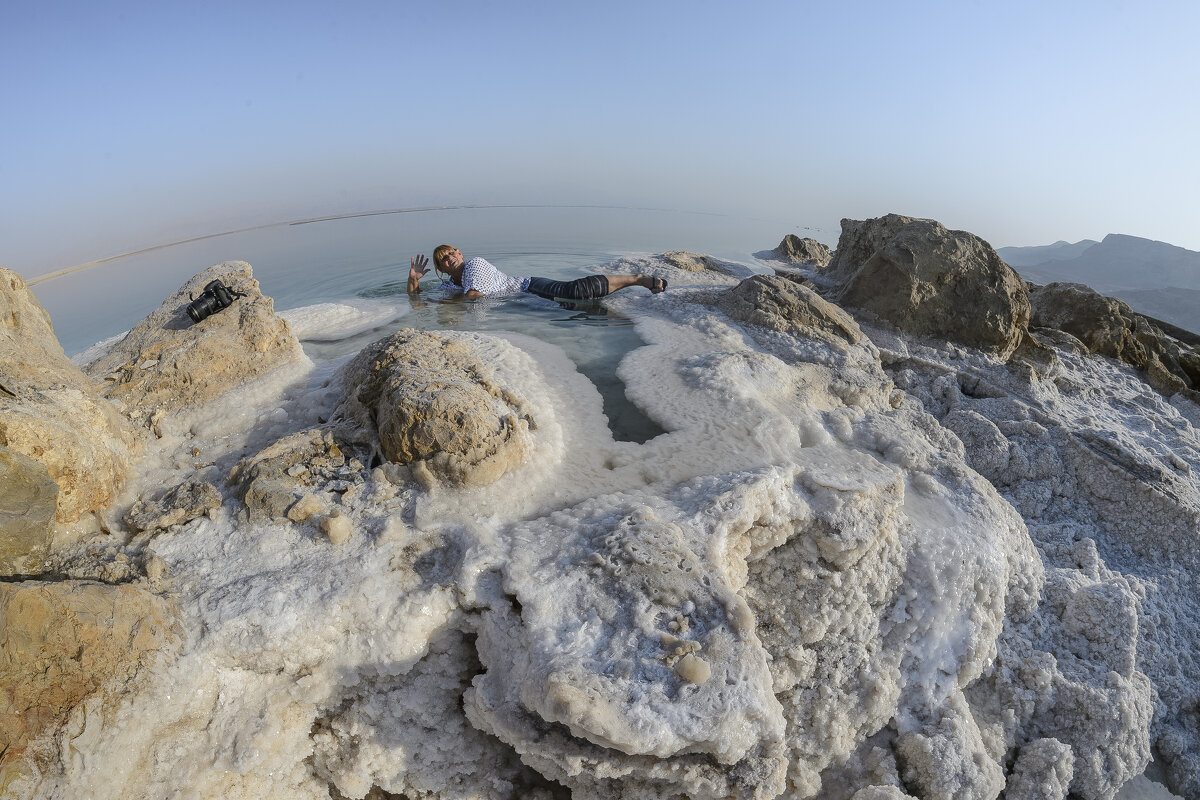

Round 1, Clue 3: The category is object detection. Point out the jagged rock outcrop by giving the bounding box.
[228,428,353,522]
[720,274,863,346]
[0,267,140,525]
[822,214,1031,359]
[0,581,181,777]
[332,330,536,487]
[661,251,740,275]
[82,261,306,427]
[1030,281,1200,396]
[124,479,222,533]
[770,234,833,267]
[0,447,58,576]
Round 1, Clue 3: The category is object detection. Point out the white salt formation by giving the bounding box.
[2,216,1197,800]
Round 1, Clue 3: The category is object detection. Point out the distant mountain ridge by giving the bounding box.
[998,233,1200,291]
[998,233,1200,334]
[996,239,1099,267]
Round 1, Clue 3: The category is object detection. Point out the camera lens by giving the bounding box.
[187,293,220,323]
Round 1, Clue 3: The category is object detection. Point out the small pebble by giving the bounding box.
[146,555,167,581]
[321,510,352,545]
[675,654,711,684]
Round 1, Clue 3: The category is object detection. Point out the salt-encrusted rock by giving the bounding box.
[320,510,352,544]
[333,329,535,487]
[824,214,1031,359]
[721,274,863,346]
[895,693,1004,800]
[0,580,181,774]
[1030,281,1200,395]
[467,489,791,800]
[228,428,344,522]
[969,567,1154,800]
[891,327,1181,798]
[738,456,1040,797]
[851,787,917,800]
[81,261,305,427]
[311,627,560,799]
[771,234,833,267]
[285,492,326,523]
[662,250,740,275]
[0,267,141,524]
[1004,738,1074,800]
[0,447,58,576]
[124,479,221,533]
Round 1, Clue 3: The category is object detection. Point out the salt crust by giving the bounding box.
[20,274,1196,800]
[276,299,403,342]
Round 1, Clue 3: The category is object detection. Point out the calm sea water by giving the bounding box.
[30,206,810,441]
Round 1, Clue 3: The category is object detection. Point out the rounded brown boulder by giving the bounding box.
[334,330,536,487]
[824,214,1031,359]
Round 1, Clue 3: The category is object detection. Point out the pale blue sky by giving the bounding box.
[3,0,1198,275]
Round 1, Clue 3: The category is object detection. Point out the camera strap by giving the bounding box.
[189,285,247,301]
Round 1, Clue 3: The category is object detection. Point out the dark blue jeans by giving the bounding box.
[525,275,610,301]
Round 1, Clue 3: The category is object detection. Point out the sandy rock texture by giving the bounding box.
[821,214,1031,359]
[1030,281,1200,396]
[228,428,354,522]
[123,479,221,534]
[0,581,181,785]
[0,447,58,576]
[81,261,305,428]
[661,250,743,275]
[720,274,863,346]
[333,329,536,487]
[0,267,140,525]
[770,234,833,267]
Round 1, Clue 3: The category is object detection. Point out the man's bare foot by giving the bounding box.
[637,274,668,293]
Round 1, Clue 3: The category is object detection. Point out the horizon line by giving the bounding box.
[25,203,774,287]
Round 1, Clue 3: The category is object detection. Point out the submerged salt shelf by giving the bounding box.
[6,212,1198,800]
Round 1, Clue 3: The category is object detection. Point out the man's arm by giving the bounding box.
[407,254,430,293]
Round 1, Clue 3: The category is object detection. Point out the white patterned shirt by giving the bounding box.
[441,257,530,295]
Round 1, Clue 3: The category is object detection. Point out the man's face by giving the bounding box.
[437,248,463,272]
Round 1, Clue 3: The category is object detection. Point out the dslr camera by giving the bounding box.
[186,279,238,323]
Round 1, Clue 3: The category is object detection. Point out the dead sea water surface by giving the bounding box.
[30,206,806,442]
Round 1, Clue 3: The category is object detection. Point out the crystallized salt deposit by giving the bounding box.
[277,299,405,342]
[19,271,1199,800]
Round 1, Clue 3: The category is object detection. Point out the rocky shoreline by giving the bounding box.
[3,214,1199,799]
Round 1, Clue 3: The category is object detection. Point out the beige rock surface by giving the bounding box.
[124,479,221,533]
[1030,281,1200,395]
[333,329,536,487]
[823,214,1030,359]
[770,235,833,267]
[0,447,58,576]
[81,261,305,426]
[0,267,140,524]
[228,428,346,522]
[720,274,863,346]
[0,580,181,774]
[662,250,741,275]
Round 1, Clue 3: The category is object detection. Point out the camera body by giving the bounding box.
[186,279,237,323]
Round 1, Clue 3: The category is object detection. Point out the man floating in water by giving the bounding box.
[407,246,667,301]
